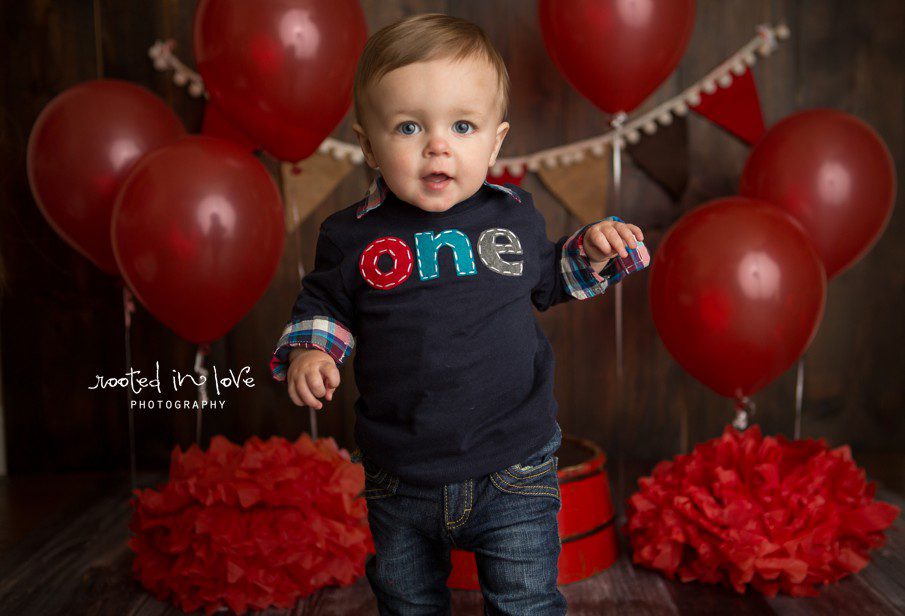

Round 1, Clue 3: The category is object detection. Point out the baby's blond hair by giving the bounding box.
[353,13,510,126]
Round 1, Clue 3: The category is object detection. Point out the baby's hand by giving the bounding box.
[583,219,645,263]
[286,348,340,410]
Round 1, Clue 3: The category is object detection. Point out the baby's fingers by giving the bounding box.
[288,375,320,408]
[586,228,613,257]
[320,363,341,401]
[604,226,628,258]
[287,377,304,407]
[618,226,639,249]
[303,371,326,409]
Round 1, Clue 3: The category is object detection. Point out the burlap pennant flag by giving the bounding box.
[281,153,356,232]
[627,116,689,201]
[536,148,610,225]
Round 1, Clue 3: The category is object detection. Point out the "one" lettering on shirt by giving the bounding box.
[358,228,524,290]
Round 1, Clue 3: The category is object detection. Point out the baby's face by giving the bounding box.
[353,55,510,213]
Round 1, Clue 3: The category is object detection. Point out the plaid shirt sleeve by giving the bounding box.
[270,225,356,381]
[529,190,650,310]
[560,215,651,301]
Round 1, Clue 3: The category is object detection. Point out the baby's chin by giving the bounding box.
[409,197,458,213]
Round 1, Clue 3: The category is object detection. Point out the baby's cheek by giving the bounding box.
[461,140,497,177]
[389,150,422,175]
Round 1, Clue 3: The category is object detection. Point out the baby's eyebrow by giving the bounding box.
[387,107,484,119]
[450,107,482,115]
[388,109,425,117]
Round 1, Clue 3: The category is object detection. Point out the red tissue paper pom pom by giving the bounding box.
[129,434,374,615]
[624,425,900,597]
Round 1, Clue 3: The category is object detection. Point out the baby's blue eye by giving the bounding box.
[453,121,474,135]
[397,122,420,135]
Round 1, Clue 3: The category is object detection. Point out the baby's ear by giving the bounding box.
[489,121,510,167]
[352,122,379,169]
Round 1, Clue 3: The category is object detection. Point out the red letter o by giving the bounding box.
[359,236,414,290]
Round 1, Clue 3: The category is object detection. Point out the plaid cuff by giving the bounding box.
[270,316,355,381]
[562,215,650,300]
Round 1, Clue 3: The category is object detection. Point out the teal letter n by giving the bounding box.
[414,230,477,281]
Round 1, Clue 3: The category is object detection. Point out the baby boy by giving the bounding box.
[271,13,648,615]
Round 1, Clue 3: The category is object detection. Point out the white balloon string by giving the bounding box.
[610,112,628,501]
[123,286,136,490]
[293,216,307,283]
[293,224,317,440]
[794,356,805,439]
[309,406,318,441]
[611,112,626,383]
[194,344,211,445]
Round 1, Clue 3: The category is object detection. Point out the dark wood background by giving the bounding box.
[1,0,902,484]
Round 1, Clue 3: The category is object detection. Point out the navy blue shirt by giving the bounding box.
[271,177,646,486]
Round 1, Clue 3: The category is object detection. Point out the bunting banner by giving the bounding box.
[149,22,788,228]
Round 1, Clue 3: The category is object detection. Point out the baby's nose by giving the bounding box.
[423,135,451,156]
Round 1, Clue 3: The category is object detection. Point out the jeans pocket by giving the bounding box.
[489,425,562,502]
[361,455,399,500]
[490,457,561,502]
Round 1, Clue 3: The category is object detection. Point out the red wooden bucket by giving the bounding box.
[447,434,618,589]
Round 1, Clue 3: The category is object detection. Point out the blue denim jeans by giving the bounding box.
[353,422,567,615]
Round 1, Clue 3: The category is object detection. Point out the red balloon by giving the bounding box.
[27,79,185,274]
[539,0,696,114]
[649,198,826,400]
[112,136,285,344]
[194,0,367,162]
[740,109,896,279]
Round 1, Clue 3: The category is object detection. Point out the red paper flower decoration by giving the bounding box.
[625,425,900,597]
[129,434,373,614]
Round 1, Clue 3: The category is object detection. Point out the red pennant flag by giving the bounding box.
[487,167,526,186]
[690,68,765,145]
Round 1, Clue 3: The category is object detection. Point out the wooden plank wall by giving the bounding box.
[0,0,902,477]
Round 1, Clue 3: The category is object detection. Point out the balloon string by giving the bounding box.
[309,406,318,441]
[92,0,104,79]
[293,226,317,441]
[611,112,626,383]
[194,343,211,445]
[293,213,307,283]
[610,111,627,510]
[123,286,136,490]
[794,356,805,439]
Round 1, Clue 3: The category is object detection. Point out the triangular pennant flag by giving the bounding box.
[281,153,355,233]
[627,115,689,201]
[690,68,765,145]
[536,150,610,225]
[487,167,526,186]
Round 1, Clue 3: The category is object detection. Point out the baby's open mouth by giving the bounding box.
[422,173,453,190]
[423,173,452,182]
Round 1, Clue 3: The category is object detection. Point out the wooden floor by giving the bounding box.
[0,469,903,615]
